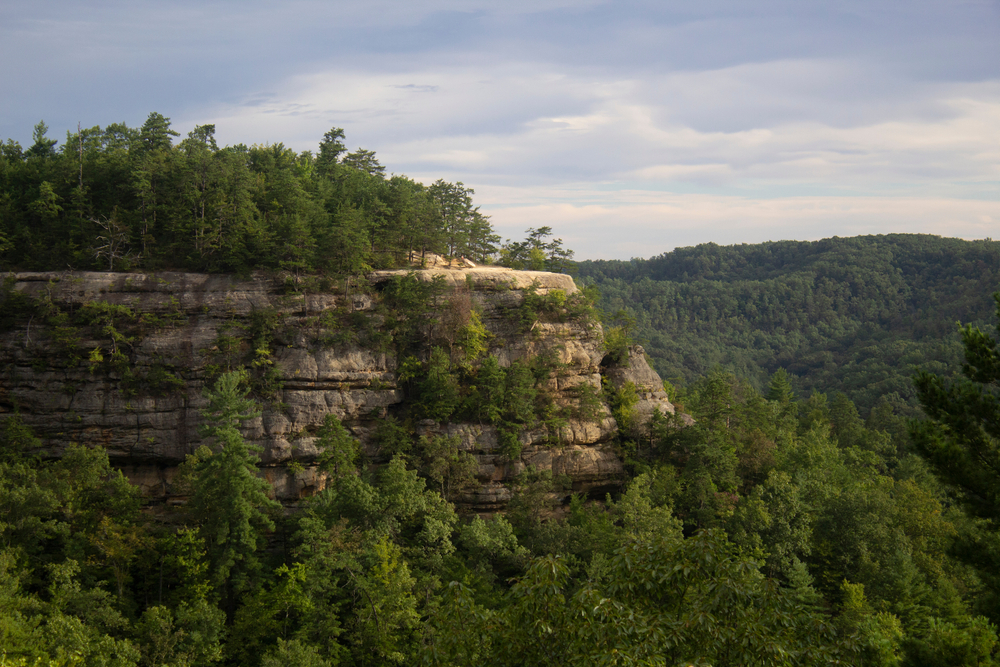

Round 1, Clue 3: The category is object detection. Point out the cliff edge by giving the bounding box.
[0,267,681,510]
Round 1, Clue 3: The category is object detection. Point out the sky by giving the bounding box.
[2,0,998,260]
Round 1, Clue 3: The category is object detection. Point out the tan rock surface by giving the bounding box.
[1,269,683,510]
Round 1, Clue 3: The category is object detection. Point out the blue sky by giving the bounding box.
[2,0,997,259]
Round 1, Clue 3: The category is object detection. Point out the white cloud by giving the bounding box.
[199,59,1000,191]
[477,190,1000,259]
[183,54,1000,259]
[4,0,997,259]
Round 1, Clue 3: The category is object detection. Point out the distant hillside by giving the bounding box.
[577,234,1000,414]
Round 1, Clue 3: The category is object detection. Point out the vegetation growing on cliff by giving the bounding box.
[4,293,1000,665]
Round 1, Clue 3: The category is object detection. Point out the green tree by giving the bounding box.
[25,121,58,159]
[417,434,478,501]
[427,180,496,262]
[912,293,1000,620]
[487,530,851,667]
[341,149,385,177]
[315,414,360,482]
[181,371,280,611]
[134,600,225,667]
[413,347,460,422]
[316,127,346,176]
[137,112,179,154]
[913,293,1000,524]
[499,226,574,273]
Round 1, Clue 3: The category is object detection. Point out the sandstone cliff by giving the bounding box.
[0,267,680,510]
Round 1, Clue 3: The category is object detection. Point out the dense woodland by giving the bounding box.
[2,116,1000,666]
[0,116,572,275]
[578,235,1000,414]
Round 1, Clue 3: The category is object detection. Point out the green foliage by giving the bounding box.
[601,326,630,365]
[417,434,478,501]
[418,581,493,667]
[412,347,461,422]
[912,293,1000,524]
[499,227,574,274]
[307,456,458,569]
[516,280,592,332]
[485,530,851,667]
[0,117,547,275]
[134,601,224,667]
[369,416,413,459]
[180,371,280,609]
[315,414,360,482]
[453,308,488,369]
[245,307,285,399]
[197,369,259,432]
[727,470,812,579]
[0,427,149,667]
[912,292,1000,623]
[379,274,447,356]
[260,639,332,667]
[604,378,639,435]
[465,355,540,459]
[457,515,528,567]
[0,352,995,667]
[838,581,905,667]
[903,616,999,667]
[578,234,1000,413]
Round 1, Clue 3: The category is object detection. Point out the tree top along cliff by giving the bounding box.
[0,115,572,276]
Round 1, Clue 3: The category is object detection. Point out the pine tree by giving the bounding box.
[912,293,1000,523]
[183,371,280,612]
[912,292,1000,620]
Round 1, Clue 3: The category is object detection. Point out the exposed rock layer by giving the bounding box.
[1,268,679,510]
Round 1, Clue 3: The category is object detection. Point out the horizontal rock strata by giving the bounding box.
[0,267,680,511]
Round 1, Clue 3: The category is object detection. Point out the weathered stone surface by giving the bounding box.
[604,344,693,425]
[371,265,578,293]
[1,268,682,510]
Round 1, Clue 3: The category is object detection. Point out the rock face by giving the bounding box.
[603,344,695,427]
[0,267,681,510]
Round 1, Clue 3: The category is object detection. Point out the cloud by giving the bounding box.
[2,0,997,259]
[226,60,997,191]
[187,54,998,262]
[477,190,1000,260]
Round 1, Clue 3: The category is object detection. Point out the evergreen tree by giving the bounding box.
[25,120,58,159]
[316,127,346,176]
[182,371,280,612]
[912,292,1000,619]
[913,293,1000,523]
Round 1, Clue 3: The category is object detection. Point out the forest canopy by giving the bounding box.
[0,115,573,275]
[578,235,1000,414]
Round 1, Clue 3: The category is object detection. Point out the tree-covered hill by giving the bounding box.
[577,234,1000,414]
[0,116,501,275]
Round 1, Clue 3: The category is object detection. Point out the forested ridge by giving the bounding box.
[0,115,572,276]
[3,115,1000,665]
[577,234,1000,413]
